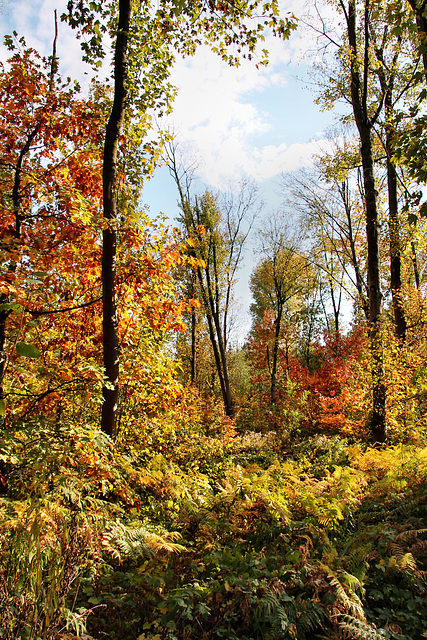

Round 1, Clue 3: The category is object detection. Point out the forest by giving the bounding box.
[0,0,427,638]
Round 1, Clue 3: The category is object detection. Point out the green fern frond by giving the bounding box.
[338,614,388,640]
[257,591,282,616]
[339,570,364,596]
[344,547,371,582]
[320,563,365,621]
[296,601,326,635]
[102,522,186,561]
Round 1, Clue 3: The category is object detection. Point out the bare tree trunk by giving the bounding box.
[101,0,132,440]
[344,0,387,443]
[270,302,283,405]
[198,266,234,417]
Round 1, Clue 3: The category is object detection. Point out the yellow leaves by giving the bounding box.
[388,551,417,572]
[347,444,426,480]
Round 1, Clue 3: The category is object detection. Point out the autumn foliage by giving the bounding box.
[0,37,197,431]
[1,3,427,638]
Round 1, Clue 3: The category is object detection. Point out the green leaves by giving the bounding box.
[15,341,40,358]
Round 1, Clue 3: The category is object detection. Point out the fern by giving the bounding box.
[295,600,326,637]
[102,522,186,561]
[320,563,365,621]
[338,614,390,640]
[395,527,427,542]
[387,545,417,572]
[256,590,290,631]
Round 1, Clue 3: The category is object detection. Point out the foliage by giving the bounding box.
[2,1,427,639]
[1,400,427,639]
[0,500,95,640]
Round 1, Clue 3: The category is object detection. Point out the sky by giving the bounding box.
[0,0,342,338]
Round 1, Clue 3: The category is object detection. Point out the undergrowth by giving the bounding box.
[0,420,426,640]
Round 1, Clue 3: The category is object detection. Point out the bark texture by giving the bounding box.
[101,0,132,439]
[343,0,387,443]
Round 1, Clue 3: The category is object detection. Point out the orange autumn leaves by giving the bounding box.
[245,311,366,436]
[0,36,199,424]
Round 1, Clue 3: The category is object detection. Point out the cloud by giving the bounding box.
[0,0,101,91]
[0,0,335,191]
[164,31,331,188]
[186,134,326,188]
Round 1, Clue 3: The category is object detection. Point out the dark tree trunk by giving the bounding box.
[386,128,407,343]
[0,299,9,408]
[344,0,387,443]
[270,303,282,405]
[360,103,387,446]
[101,0,132,440]
[411,240,421,290]
[374,39,407,343]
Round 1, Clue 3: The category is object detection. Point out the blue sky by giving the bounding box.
[0,0,341,337]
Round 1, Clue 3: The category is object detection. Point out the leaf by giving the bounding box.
[0,399,5,416]
[15,341,40,358]
[0,303,23,313]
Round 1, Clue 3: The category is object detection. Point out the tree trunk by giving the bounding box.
[386,127,407,343]
[411,240,421,290]
[270,303,282,405]
[345,0,387,443]
[200,268,234,417]
[101,0,132,440]
[340,181,369,320]
[374,39,407,343]
[190,272,197,385]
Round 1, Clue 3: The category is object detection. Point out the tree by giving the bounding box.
[309,0,393,441]
[282,162,370,325]
[406,0,427,83]
[368,1,422,344]
[64,0,295,438]
[0,33,105,422]
[249,218,314,405]
[174,182,259,417]
[340,0,388,442]
[100,0,132,439]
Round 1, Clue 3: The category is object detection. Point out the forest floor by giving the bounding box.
[1,424,427,640]
[69,430,427,639]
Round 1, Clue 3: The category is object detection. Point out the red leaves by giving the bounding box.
[245,320,366,435]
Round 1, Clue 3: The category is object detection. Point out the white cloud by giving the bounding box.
[0,0,101,91]
[0,0,335,191]
[163,19,332,188]
[186,134,326,187]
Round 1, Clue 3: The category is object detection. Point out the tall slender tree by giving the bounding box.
[98,0,132,439]
[250,218,312,405]
[65,0,295,438]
